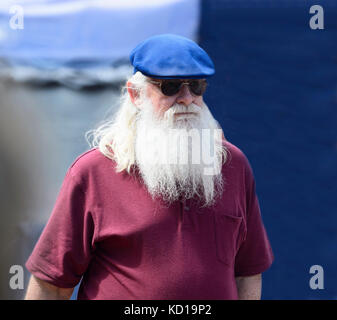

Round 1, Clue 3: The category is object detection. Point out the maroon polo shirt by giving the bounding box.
[26,140,274,299]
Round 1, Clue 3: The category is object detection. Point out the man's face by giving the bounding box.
[145,78,204,118]
[132,77,225,207]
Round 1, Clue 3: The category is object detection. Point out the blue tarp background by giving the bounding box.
[199,0,337,299]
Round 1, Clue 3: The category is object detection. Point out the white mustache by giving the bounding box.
[164,103,201,116]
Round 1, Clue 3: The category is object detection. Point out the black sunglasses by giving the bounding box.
[148,79,207,97]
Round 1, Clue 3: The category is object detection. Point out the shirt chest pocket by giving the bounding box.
[214,213,246,266]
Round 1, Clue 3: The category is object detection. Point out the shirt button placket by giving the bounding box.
[184,199,191,211]
[182,199,196,230]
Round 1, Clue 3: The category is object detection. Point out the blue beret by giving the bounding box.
[129,34,215,79]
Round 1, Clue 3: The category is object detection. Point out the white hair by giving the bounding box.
[85,71,147,173]
[86,72,229,207]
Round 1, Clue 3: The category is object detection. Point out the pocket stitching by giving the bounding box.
[214,213,243,266]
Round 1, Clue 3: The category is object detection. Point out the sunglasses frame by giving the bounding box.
[148,78,207,97]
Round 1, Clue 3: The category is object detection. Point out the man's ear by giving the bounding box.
[127,81,141,107]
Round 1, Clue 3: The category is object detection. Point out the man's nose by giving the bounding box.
[176,84,194,106]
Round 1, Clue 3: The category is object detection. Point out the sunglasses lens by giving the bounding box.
[189,80,207,96]
[154,79,207,96]
[161,80,181,96]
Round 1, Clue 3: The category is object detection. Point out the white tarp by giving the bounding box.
[0,0,200,88]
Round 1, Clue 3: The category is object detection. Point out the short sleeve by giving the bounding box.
[234,159,274,277]
[25,167,95,288]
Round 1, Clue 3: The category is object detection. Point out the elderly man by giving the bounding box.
[25,34,273,300]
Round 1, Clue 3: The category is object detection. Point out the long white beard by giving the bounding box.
[134,98,226,207]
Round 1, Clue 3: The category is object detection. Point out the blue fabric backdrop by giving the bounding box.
[200,0,337,299]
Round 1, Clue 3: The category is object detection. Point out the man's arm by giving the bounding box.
[24,275,74,300]
[235,273,262,300]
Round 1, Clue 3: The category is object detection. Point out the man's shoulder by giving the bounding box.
[222,139,251,168]
[221,139,257,183]
[68,148,115,179]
